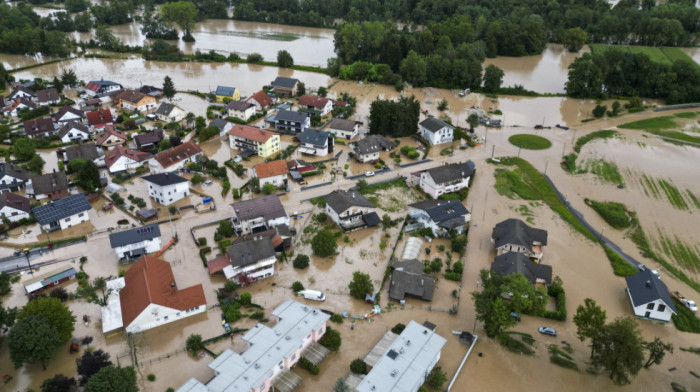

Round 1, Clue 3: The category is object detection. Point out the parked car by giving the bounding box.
[365,171,375,177]
[233,155,243,163]
[534,124,544,130]
[682,299,698,312]
[299,290,325,301]
[538,327,557,336]
[203,180,213,187]
[510,312,521,322]
[13,249,21,256]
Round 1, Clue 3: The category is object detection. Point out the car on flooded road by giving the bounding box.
[538,327,557,336]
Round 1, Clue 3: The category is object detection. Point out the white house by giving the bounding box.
[298,95,333,115]
[101,255,206,334]
[491,218,548,262]
[353,134,395,163]
[227,100,256,121]
[154,102,186,123]
[221,237,276,284]
[420,117,454,145]
[323,189,380,230]
[625,269,678,322]
[63,143,105,167]
[36,88,60,106]
[148,141,203,174]
[0,163,31,193]
[253,160,289,188]
[408,199,471,237]
[85,80,123,96]
[328,118,359,140]
[0,192,31,222]
[418,161,475,199]
[58,122,91,143]
[297,129,333,156]
[31,194,91,232]
[105,146,152,174]
[8,87,36,101]
[273,109,311,133]
[109,223,162,260]
[245,90,274,111]
[142,172,189,206]
[230,195,289,235]
[53,106,84,125]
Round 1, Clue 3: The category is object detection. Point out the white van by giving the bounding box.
[300,290,326,301]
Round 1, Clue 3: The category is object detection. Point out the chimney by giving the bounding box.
[646,280,651,287]
[170,282,175,288]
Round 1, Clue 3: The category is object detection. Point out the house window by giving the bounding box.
[658,304,666,312]
[78,213,85,218]
[646,303,655,310]
[65,217,71,222]
[164,316,168,321]
[291,354,296,361]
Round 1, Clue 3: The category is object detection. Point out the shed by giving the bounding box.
[24,266,77,295]
[401,237,424,260]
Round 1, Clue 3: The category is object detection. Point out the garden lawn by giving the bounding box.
[508,134,552,150]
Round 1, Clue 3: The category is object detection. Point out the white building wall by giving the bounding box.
[257,173,287,188]
[126,303,207,333]
[629,295,674,322]
[225,256,276,282]
[109,156,144,174]
[56,113,82,124]
[61,130,90,143]
[421,125,453,145]
[357,151,379,163]
[419,173,469,199]
[147,182,189,206]
[57,210,89,230]
[0,206,30,222]
[330,126,358,140]
[228,106,256,121]
[114,238,162,259]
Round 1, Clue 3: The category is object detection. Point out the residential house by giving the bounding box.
[95,126,127,150]
[287,159,315,183]
[357,321,447,392]
[626,269,678,322]
[53,106,84,125]
[32,193,91,231]
[3,98,36,117]
[226,100,256,121]
[115,89,157,113]
[36,88,60,106]
[134,130,164,150]
[271,76,300,97]
[328,118,359,140]
[85,80,123,96]
[154,102,185,123]
[246,90,274,111]
[9,87,37,101]
[0,192,31,222]
[105,146,151,174]
[139,85,163,97]
[297,128,333,156]
[491,218,548,262]
[214,86,240,103]
[230,195,289,235]
[24,117,57,138]
[417,161,475,199]
[222,236,276,284]
[0,163,31,193]
[298,95,333,115]
[388,259,436,302]
[177,299,329,392]
[58,122,91,143]
[24,266,77,295]
[227,125,280,158]
[101,255,206,334]
[109,224,162,260]
[491,252,553,287]
[63,143,105,167]
[273,109,310,133]
[253,159,289,188]
[352,134,395,163]
[86,109,114,130]
[26,171,69,200]
[209,118,234,136]
[408,199,471,237]
[148,141,203,174]
[420,117,454,145]
[142,172,189,206]
[323,189,379,230]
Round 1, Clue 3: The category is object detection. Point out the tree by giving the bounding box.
[83,366,138,392]
[8,315,61,369]
[75,160,100,191]
[467,113,479,132]
[400,50,427,86]
[277,50,294,68]
[593,104,607,118]
[296,82,306,96]
[317,86,328,97]
[23,154,45,175]
[41,374,77,392]
[49,287,68,302]
[185,112,196,127]
[483,64,504,93]
[293,254,310,269]
[52,76,64,94]
[369,95,420,137]
[319,326,341,351]
[13,138,36,161]
[262,183,277,195]
[564,27,589,52]
[292,281,304,292]
[224,281,238,292]
[217,219,234,237]
[311,229,337,257]
[391,323,406,334]
[17,297,75,344]
[437,99,448,111]
[161,1,199,41]
[0,272,11,296]
[348,271,374,300]
[643,337,673,369]
[190,173,204,185]
[574,298,607,358]
[185,334,203,353]
[76,349,112,385]
[593,317,645,385]
[565,54,602,98]
[611,101,621,115]
[332,377,350,392]
[502,273,544,315]
[350,358,368,374]
[239,292,252,305]
[162,75,176,100]
[472,269,516,338]
[426,366,448,389]
[158,138,172,152]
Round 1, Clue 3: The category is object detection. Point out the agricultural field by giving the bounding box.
[589,44,698,67]
[624,169,700,211]
[618,113,700,146]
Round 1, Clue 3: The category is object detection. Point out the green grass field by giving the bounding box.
[590,44,697,67]
[618,116,678,130]
[575,159,624,185]
[584,199,631,229]
[508,134,552,150]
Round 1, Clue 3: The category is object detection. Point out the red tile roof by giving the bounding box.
[206,255,231,275]
[0,192,30,213]
[227,124,275,143]
[298,95,330,109]
[119,256,206,328]
[246,90,273,108]
[254,159,289,178]
[86,109,113,126]
[116,89,150,105]
[105,146,151,169]
[152,141,203,169]
[94,127,126,146]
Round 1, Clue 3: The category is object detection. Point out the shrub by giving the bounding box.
[147,374,156,381]
[350,358,368,374]
[298,357,320,375]
[248,310,265,320]
[311,229,337,257]
[224,281,239,293]
[293,254,310,269]
[330,314,343,323]
[292,281,305,292]
[319,327,342,351]
[197,237,207,246]
[426,367,447,389]
[444,272,461,281]
[430,258,443,273]
[49,287,69,302]
[452,261,464,275]
[451,235,468,254]
[239,292,252,305]
[498,333,535,355]
[391,323,406,334]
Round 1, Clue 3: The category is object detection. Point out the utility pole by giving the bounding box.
[518,144,522,158]
[24,250,33,275]
[491,144,495,159]
[599,227,606,241]
[544,160,548,175]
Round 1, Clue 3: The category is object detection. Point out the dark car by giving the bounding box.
[534,124,544,129]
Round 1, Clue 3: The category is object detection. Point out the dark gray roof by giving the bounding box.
[491,253,552,285]
[64,143,100,162]
[137,209,157,220]
[410,199,469,227]
[0,163,31,189]
[209,118,230,130]
[58,121,90,138]
[298,129,329,147]
[226,236,275,267]
[420,117,453,133]
[32,194,91,225]
[227,100,255,111]
[215,86,237,97]
[363,211,381,227]
[142,172,188,187]
[272,77,299,89]
[323,190,375,214]
[425,162,475,184]
[134,130,164,148]
[626,270,677,313]
[354,135,395,155]
[155,102,179,116]
[231,195,287,222]
[329,118,357,132]
[30,171,69,195]
[389,259,436,301]
[276,109,309,123]
[109,223,161,248]
[492,218,548,254]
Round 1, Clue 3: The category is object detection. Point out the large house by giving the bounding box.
[271,77,300,97]
[36,88,60,106]
[388,259,436,302]
[416,161,475,199]
[101,255,206,334]
[9,87,36,101]
[139,85,163,97]
[297,128,333,156]
[105,146,151,174]
[408,199,471,237]
[209,119,234,137]
[227,100,256,121]
[85,80,123,96]
[0,192,31,222]
[253,160,289,188]
[230,195,289,235]
[95,127,127,150]
[142,172,189,206]
[219,236,276,284]
[214,86,240,102]
[24,117,57,138]
[3,98,37,117]
[0,163,31,193]
[26,171,70,200]
[154,102,185,123]
[353,134,395,163]
[134,130,164,150]
[323,189,379,230]
[109,224,162,260]
[625,269,677,322]
[357,321,447,392]
[420,117,454,145]
[63,143,105,167]
[149,141,203,174]
[116,89,157,113]
[298,95,333,115]
[53,106,84,125]
[177,299,329,392]
[246,90,274,111]
[491,252,553,287]
[227,125,280,158]
[32,194,91,231]
[273,109,311,133]
[86,109,114,130]
[328,118,359,140]
[58,122,91,143]
[491,218,548,262]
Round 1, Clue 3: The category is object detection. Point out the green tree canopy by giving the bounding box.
[471,269,516,338]
[311,229,337,257]
[573,298,607,358]
[8,315,61,369]
[161,1,199,40]
[162,75,176,100]
[643,337,673,369]
[74,160,100,191]
[565,53,603,98]
[77,349,112,386]
[13,138,36,161]
[348,271,374,300]
[564,27,589,52]
[83,366,138,392]
[17,297,75,344]
[277,50,294,68]
[593,317,645,385]
[483,64,504,93]
[369,95,420,137]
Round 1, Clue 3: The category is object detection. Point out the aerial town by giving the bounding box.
[0,1,700,392]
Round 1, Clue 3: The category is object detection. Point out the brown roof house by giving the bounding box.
[0,192,31,222]
[86,109,114,130]
[298,95,333,115]
[245,90,274,111]
[148,141,203,174]
[26,171,69,200]
[253,159,288,188]
[24,117,58,139]
[101,255,207,334]
[53,106,84,125]
[36,88,60,106]
[63,143,105,167]
[0,163,31,193]
[105,146,151,174]
[134,130,164,150]
[95,127,127,150]
[115,89,157,113]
